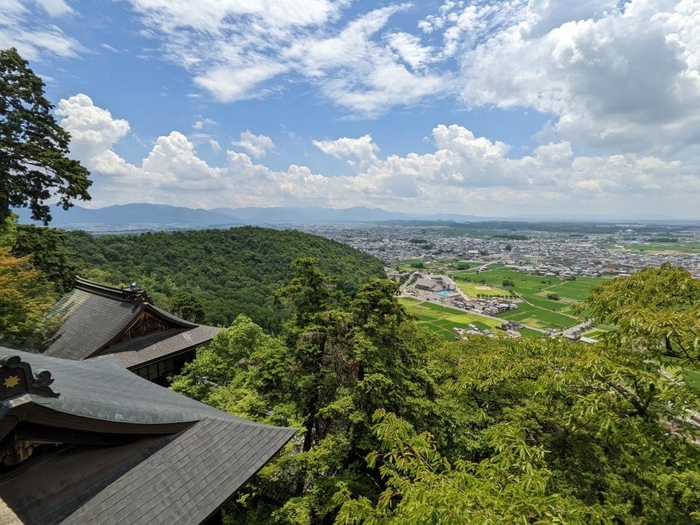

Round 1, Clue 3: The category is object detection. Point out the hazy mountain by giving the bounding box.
[15,204,242,227]
[17,203,689,230]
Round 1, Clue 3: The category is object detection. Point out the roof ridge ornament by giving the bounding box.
[0,355,60,401]
[121,282,151,304]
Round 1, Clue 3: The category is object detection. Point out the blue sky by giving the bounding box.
[4,0,700,218]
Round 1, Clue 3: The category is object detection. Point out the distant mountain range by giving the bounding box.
[15,204,241,227]
[13,203,700,230]
[14,203,488,228]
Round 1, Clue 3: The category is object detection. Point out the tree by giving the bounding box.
[11,223,79,292]
[583,264,700,363]
[0,48,91,224]
[0,246,56,348]
[169,291,206,323]
[338,336,700,524]
[172,261,442,524]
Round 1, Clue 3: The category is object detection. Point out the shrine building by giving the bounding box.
[43,278,224,385]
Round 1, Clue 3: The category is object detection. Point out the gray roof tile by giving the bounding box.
[0,350,296,525]
[44,279,218,369]
[106,325,224,369]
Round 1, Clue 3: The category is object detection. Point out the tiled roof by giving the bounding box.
[63,418,293,525]
[105,325,224,369]
[44,287,141,360]
[23,350,252,425]
[0,349,296,525]
[44,278,218,369]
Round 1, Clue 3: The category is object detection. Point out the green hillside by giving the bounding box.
[64,227,386,332]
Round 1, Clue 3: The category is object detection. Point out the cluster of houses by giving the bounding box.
[463,297,519,316]
[453,325,493,339]
[305,225,700,280]
[453,321,524,340]
[403,273,519,316]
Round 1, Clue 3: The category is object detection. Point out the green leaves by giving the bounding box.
[171,261,700,524]
[0,48,91,224]
[0,245,56,348]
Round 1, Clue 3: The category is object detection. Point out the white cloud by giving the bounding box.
[56,94,130,162]
[33,0,74,17]
[192,118,216,130]
[456,0,700,154]
[125,1,454,116]
[143,132,226,189]
[0,0,80,60]
[313,135,379,167]
[194,63,289,103]
[56,95,700,217]
[232,131,275,158]
[386,32,436,70]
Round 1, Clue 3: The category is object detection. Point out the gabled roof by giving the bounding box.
[44,278,223,368]
[0,350,295,525]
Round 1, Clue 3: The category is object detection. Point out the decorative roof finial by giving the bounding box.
[0,356,59,402]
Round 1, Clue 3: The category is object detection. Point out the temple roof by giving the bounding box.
[105,325,222,369]
[0,349,295,525]
[44,278,223,369]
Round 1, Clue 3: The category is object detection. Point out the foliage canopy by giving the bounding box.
[171,261,700,525]
[0,48,91,224]
[64,227,386,332]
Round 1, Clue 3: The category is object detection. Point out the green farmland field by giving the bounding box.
[494,303,579,330]
[454,280,510,298]
[451,266,603,330]
[400,298,503,341]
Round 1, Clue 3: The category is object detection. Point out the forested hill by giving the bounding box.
[64,227,386,332]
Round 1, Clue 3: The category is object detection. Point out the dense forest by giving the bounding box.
[170,262,700,525]
[62,227,386,332]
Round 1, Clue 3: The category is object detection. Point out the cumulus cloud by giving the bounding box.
[55,96,700,217]
[313,135,379,167]
[456,0,700,153]
[56,94,130,162]
[232,131,275,158]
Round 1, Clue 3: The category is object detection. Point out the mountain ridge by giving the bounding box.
[14,203,700,227]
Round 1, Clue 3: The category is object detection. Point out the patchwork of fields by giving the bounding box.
[452,266,605,330]
[400,297,503,341]
[401,264,607,335]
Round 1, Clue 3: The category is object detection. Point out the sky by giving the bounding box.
[3,0,700,219]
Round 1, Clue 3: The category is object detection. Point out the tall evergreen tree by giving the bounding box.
[0,48,91,224]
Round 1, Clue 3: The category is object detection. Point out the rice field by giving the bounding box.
[400,297,503,341]
[450,266,603,330]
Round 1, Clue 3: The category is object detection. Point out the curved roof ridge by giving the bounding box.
[2,349,276,428]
